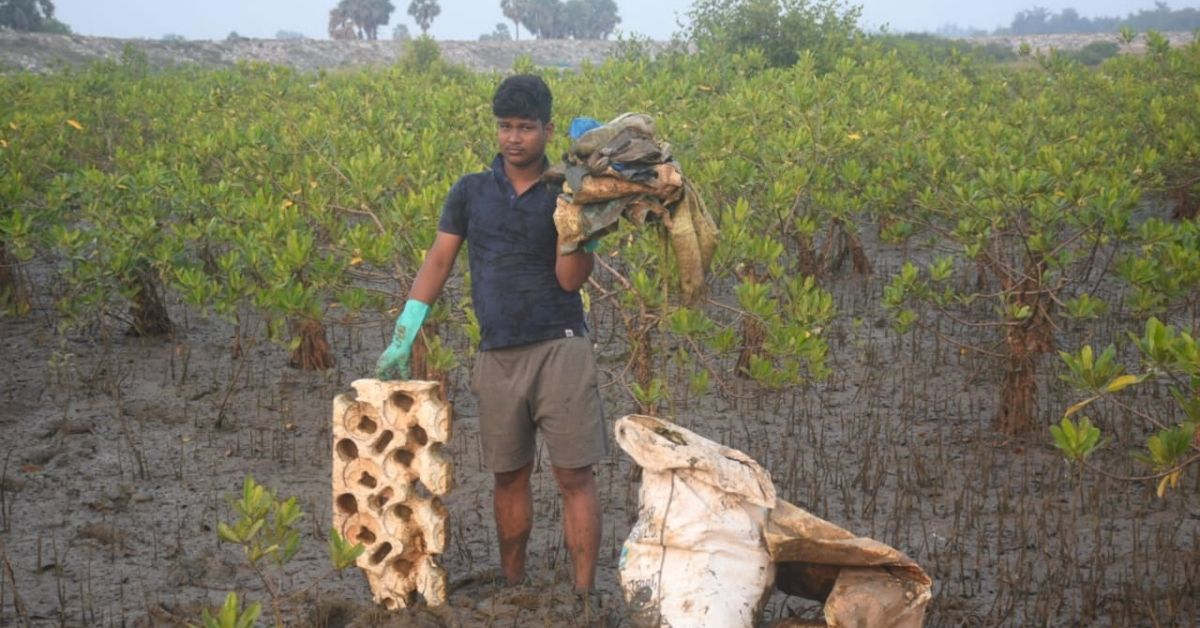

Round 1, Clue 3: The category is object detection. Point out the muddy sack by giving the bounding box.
[766,499,932,628]
[547,112,719,304]
[615,414,776,627]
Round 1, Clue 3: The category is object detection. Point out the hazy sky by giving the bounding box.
[53,1,1200,41]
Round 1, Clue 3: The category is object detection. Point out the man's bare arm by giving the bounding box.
[410,231,464,304]
[555,249,594,293]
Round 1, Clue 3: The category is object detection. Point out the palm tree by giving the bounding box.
[500,0,526,41]
[408,0,440,35]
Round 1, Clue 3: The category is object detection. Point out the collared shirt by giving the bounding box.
[438,154,587,351]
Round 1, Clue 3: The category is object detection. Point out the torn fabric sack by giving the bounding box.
[767,500,932,628]
[547,113,718,303]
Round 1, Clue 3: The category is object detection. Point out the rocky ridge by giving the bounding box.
[0,31,1194,74]
[0,32,655,73]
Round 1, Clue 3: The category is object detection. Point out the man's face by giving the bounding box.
[497,116,553,169]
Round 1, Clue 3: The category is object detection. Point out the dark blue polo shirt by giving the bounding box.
[438,154,587,351]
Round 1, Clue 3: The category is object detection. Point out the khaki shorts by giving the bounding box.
[471,336,608,473]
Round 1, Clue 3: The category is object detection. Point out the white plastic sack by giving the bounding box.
[616,414,777,628]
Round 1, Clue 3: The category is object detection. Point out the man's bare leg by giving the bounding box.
[494,461,534,586]
[552,464,601,591]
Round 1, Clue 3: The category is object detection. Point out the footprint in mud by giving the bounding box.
[451,570,619,626]
[75,522,128,548]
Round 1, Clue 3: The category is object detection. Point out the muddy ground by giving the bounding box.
[1,214,1199,628]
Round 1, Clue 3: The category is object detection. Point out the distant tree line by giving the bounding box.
[998,2,1200,35]
[479,23,512,41]
[501,0,620,40]
[686,0,861,70]
[0,0,70,33]
[327,0,443,40]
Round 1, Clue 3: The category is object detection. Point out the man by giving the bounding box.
[376,74,608,614]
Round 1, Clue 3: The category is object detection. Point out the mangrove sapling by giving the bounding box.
[408,302,459,395]
[197,592,260,628]
[1057,318,1200,497]
[1103,33,1200,222]
[289,318,335,371]
[883,125,1144,434]
[126,262,174,337]
[1117,217,1200,318]
[210,476,364,628]
[734,265,767,378]
[627,270,661,406]
[0,239,30,317]
[592,253,663,411]
[818,217,873,278]
[659,194,835,398]
[0,451,13,535]
[1,113,59,319]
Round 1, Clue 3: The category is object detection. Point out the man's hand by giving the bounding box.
[376,300,431,380]
[375,342,411,380]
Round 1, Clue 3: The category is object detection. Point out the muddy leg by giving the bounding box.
[493,462,533,586]
[552,464,600,592]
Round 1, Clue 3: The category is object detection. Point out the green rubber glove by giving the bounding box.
[376,299,430,380]
[581,239,601,253]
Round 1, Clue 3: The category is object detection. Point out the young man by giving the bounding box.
[376,74,608,610]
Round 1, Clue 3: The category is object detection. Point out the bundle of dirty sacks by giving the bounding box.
[546,113,719,303]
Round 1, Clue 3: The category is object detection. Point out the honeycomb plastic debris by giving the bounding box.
[332,379,453,609]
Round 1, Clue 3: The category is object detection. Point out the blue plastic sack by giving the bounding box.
[569,116,602,140]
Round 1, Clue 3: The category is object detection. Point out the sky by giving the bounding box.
[51,1,1200,41]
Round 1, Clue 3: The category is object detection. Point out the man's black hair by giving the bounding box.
[492,74,552,124]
